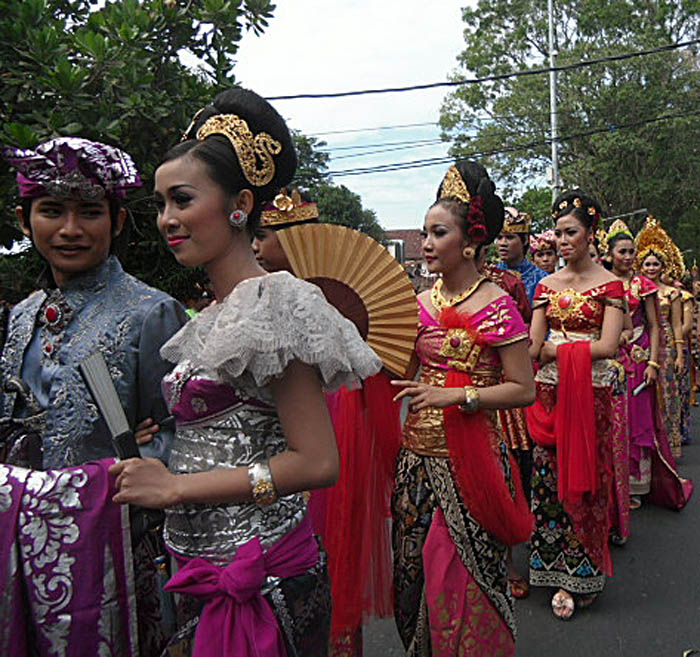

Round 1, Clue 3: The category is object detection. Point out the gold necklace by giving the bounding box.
[431,276,486,311]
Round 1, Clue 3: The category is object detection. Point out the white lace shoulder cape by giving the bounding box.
[161,271,382,397]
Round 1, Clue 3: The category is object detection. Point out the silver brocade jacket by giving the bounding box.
[0,256,188,469]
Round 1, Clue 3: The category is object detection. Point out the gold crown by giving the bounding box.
[195,113,282,187]
[438,166,471,205]
[502,207,532,234]
[260,188,319,228]
[635,215,685,280]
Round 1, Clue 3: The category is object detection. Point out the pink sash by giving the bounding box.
[165,514,319,657]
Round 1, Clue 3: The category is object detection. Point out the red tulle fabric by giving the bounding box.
[527,342,598,504]
[440,308,534,547]
[314,372,402,637]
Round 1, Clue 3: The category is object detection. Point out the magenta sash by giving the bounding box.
[165,514,319,657]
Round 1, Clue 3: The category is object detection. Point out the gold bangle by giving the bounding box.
[675,339,685,344]
[647,360,660,370]
[460,385,481,414]
[248,461,278,507]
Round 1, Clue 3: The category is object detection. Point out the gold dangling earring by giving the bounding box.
[462,246,475,260]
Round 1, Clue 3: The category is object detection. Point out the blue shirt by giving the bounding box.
[0,256,187,469]
[498,258,548,303]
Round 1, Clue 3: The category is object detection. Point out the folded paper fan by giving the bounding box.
[277,223,418,377]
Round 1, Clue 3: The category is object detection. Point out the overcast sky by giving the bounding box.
[233,0,474,230]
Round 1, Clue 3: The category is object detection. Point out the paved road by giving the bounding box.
[364,408,700,656]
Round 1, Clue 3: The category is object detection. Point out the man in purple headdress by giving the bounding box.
[0,137,187,656]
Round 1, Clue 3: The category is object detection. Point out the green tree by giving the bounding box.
[312,184,386,244]
[292,131,330,189]
[290,132,386,242]
[440,0,700,261]
[0,0,275,300]
[512,186,552,234]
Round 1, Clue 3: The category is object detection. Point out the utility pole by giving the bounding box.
[548,0,561,202]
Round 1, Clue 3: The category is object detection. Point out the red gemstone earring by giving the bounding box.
[228,209,248,228]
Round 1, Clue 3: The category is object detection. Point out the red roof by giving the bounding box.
[385,229,423,260]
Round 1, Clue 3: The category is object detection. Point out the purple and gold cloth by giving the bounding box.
[2,137,141,200]
[0,458,139,656]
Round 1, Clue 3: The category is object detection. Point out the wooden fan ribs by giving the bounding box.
[277,224,418,377]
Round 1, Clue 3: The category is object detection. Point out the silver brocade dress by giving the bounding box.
[158,272,381,654]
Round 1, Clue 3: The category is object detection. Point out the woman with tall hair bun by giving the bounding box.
[526,190,624,619]
[608,220,692,513]
[391,161,535,655]
[109,88,382,657]
[635,216,685,459]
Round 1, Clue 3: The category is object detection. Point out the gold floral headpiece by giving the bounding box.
[552,197,600,230]
[184,113,282,187]
[260,188,319,228]
[634,215,685,280]
[502,207,532,235]
[438,166,471,205]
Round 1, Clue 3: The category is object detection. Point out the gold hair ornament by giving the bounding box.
[196,114,282,187]
[260,188,319,228]
[439,166,471,205]
[181,108,205,141]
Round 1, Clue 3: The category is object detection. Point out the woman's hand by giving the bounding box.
[619,330,633,346]
[134,417,159,445]
[538,341,558,365]
[643,364,658,385]
[109,457,180,508]
[675,354,684,376]
[391,380,464,411]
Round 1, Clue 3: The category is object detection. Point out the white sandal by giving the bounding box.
[551,589,575,620]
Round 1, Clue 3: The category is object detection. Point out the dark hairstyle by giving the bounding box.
[432,160,504,255]
[552,189,602,231]
[607,231,635,252]
[160,88,296,235]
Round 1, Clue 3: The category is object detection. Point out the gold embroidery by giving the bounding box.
[477,298,514,337]
[402,366,449,456]
[196,114,282,186]
[439,165,471,204]
[546,288,588,327]
[438,329,482,373]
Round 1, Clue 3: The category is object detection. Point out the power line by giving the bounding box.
[268,39,699,101]
[325,137,444,152]
[327,109,700,177]
[307,105,644,140]
[307,121,438,137]
[330,140,448,161]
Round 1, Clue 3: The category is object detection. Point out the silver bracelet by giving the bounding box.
[248,460,278,507]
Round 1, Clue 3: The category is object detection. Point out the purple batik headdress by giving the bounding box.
[2,137,141,200]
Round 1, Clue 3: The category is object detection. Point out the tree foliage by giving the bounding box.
[441,0,700,259]
[291,132,386,243]
[0,0,275,300]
